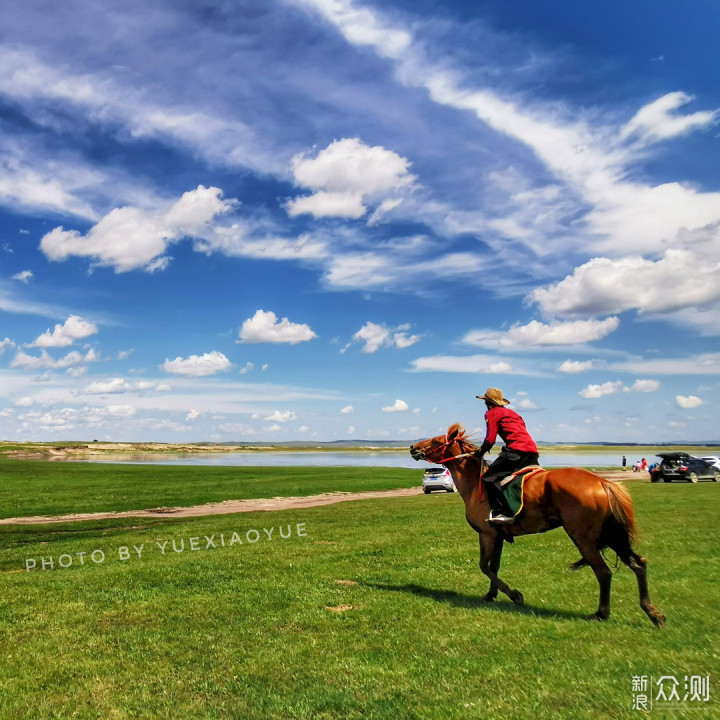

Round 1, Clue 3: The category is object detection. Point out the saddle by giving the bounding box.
[497,465,544,517]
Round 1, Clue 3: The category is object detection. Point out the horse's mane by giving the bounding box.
[448,423,480,453]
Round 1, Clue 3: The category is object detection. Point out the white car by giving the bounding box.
[422,467,455,493]
[701,456,720,470]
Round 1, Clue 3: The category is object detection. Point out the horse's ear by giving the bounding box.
[447,424,460,442]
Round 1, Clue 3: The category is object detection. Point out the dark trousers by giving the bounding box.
[483,447,540,514]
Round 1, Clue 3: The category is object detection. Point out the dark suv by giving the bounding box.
[650,453,720,483]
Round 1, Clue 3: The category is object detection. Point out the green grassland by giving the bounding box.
[0,462,718,719]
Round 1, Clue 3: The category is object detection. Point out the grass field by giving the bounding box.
[1,460,718,719]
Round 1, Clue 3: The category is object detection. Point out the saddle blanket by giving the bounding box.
[497,465,544,516]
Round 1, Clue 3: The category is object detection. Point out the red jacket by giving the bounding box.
[480,406,538,454]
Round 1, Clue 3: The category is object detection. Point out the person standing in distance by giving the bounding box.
[475,387,540,525]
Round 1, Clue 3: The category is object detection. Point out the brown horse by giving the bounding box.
[410,423,665,627]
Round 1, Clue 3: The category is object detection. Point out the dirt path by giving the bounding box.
[0,470,640,526]
[0,487,423,526]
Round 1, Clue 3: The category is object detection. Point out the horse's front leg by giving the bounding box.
[479,532,504,601]
[479,530,523,605]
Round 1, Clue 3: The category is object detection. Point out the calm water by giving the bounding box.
[66,449,632,470]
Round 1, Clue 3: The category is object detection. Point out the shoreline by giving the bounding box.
[3,441,719,462]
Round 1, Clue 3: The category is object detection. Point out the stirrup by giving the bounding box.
[489,511,516,525]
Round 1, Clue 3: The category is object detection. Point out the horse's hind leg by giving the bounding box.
[479,533,504,602]
[569,536,613,621]
[479,532,523,605]
[607,529,666,628]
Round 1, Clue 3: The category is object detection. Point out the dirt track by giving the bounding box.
[0,469,638,526]
[0,487,424,526]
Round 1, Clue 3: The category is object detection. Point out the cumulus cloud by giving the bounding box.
[186,410,200,422]
[676,394,703,409]
[0,338,16,355]
[286,138,414,219]
[628,379,660,393]
[84,378,169,394]
[530,248,720,317]
[579,381,624,399]
[31,315,98,348]
[161,350,231,377]
[11,347,98,370]
[558,360,594,373]
[382,398,408,413]
[340,405,355,414]
[40,186,235,272]
[463,317,619,348]
[264,410,298,423]
[579,379,660,398]
[352,321,421,353]
[238,309,316,344]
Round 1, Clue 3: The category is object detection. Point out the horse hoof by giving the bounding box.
[588,612,608,622]
[481,593,496,602]
[510,590,524,606]
[651,613,666,628]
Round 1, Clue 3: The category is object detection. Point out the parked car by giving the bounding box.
[701,456,720,470]
[422,467,455,493]
[650,452,720,483]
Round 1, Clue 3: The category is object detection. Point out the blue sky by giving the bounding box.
[1,0,719,443]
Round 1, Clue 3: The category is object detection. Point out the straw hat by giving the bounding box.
[476,387,510,406]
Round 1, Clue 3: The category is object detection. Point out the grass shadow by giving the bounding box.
[364,581,589,621]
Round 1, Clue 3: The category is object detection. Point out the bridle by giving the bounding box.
[421,435,477,465]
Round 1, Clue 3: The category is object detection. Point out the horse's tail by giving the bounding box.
[570,478,637,572]
[602,479,638,545]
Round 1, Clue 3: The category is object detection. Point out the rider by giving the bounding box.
[475,387,540,525]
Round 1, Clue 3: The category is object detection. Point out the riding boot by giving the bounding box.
[487,481,515,525]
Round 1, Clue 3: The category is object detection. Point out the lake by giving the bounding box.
[65,449,639,470]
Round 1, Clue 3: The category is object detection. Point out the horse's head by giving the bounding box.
[410,423,476,464]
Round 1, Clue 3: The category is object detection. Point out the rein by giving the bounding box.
[427,437,477,464]
[423,436,485,502]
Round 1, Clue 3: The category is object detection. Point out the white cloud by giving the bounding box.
[161,351,231,377]
[11,347,98,370]
[516,398,539,411]
[621,92,718,144]
[579,381,624,399]
[463,317,619,348]
[0,338,16,355]
[238,309,316,344]
[530,249,720,316]
[382,398,408,413]
[186,410,200,422]
[264,410,298,423]
[352,321,421,353]
[40,186,235,272]
[579,379,660,399]
[558,360,594,374]
[31,315,98,348]
[300,0,720,269]
[612,352,720,375]
[676,394,703,409]
[410,354,516,374]
[627,379,660,393]
[12,270,33,283]
[340,405,355,414]
[287,138,414,219]
[84,378,168,394]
